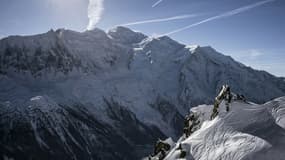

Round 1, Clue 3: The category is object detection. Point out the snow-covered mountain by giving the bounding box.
[0,26,285,160]
[164,96,285,160]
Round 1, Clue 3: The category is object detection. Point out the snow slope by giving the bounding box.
[0,26,285,159]
[165,97,285,160]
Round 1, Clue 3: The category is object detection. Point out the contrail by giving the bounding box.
[152,0,163,8]
[162,0,275,36]
[120,14,200,26]
[87,0,104,30]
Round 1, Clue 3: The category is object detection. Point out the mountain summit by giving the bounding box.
[0,27,285,160]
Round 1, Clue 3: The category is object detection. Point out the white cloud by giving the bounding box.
[87,0,104,30]
[232,49,264,60]
[248,49,264,59]
[152,0,163,8]
[119,14,200,26]
[162,0,275,36]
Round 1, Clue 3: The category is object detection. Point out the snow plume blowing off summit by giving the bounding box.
[87,0,104,30]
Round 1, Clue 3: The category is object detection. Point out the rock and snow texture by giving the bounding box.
[165,97,285,160]
[0,26,285,159]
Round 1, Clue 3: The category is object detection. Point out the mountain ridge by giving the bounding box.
[0,26,285,160]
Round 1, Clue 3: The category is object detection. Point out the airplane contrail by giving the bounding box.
[162,0,275,36]
[120,14,200,26]
[152,0,163,8]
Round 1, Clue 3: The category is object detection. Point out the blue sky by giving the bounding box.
[0,0,284,77]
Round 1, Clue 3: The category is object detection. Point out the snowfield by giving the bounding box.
[165,97,285,160]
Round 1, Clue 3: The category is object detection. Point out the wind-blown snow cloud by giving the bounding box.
[87,0,104,30]
[152,0,163,8]
[120,14,200,26]
[163,0,275,36]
